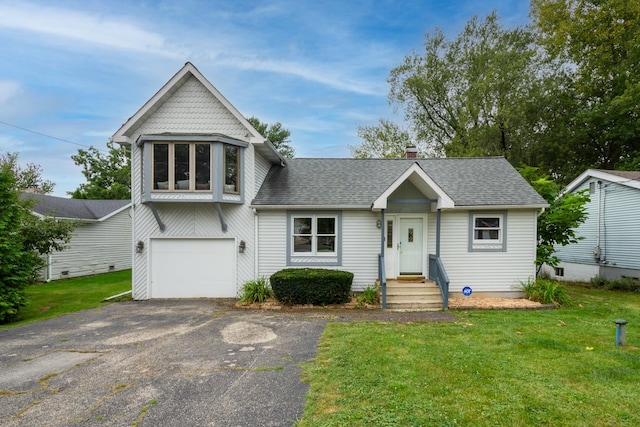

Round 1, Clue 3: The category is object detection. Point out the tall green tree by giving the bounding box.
[519,166,590,273]
[387,12,547,165]
[247,116,295,158]
[531,0,640,177]
[0,152,55,194]
[349,119,418,158]
[70,141,131,199]
[0,153,75,323]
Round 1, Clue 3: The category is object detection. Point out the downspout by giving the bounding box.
[47,253,52,282]
[595,181,602,262]
[435,208,441,289]
[380,209,386,310]
[253,208,259,280]
[436,208,442,259]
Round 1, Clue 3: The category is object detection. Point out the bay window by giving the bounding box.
[152,142,211,191]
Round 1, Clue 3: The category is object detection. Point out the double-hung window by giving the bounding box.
[292,215,337,255]
[152,142,211,191]
[469,212,506,251]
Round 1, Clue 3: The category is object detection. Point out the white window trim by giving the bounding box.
[152,142,212,193]
[291,214,338,257]
[469,211,507,252]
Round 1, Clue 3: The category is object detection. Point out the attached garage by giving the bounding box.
[150,238,237,298]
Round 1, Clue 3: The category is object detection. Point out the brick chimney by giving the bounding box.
[405,145,418,159]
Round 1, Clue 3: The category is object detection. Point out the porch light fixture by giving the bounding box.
[376,219,382,229]
[239,240,246,253]
[135,240,144,253]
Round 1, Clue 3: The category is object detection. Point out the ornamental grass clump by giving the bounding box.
[238,277,273,304]
[521,278,571,305]
[356,284,380,306]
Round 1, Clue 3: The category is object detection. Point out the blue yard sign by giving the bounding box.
[462,286,473,297]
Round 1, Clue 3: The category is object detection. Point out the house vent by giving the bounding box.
[109,265,115,272]
[61,270,69,277]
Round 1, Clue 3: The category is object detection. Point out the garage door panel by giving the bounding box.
[151,239,236,298]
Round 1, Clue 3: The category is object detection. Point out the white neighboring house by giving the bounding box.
[542,169,640,282]
[111,62,547,308]
[25,194,132,281]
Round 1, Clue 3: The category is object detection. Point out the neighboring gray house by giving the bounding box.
[542,169,640,282]
[111,62,547,307]
[26,194,132,281]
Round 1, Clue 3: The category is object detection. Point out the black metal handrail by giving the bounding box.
[378,253,387,310]
[428,254,450,309]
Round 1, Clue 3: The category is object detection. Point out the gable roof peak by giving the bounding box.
[111,62,264,145]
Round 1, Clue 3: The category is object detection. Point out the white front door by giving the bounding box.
[399,218,423,275]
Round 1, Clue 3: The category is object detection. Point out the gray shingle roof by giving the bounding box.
[595,169,640,182]
[252,157,547,208]
[22,194,131,220]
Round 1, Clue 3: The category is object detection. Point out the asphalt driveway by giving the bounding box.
[0,300,328,426]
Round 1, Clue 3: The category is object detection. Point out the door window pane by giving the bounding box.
[387,221,393,248]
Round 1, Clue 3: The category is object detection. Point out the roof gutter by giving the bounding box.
[250,204,372,210]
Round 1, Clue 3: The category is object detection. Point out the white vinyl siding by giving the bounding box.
[128,76,261,299]
[258,210,380,291]
[553,180,598,265]
[257,211,288,279]
[340,211,380,291]
[46,209,132,280]
[254,152,272,194]
[555,177,640,274]
[434,209,537,295]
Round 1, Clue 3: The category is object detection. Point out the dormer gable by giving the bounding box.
[111,62,283,164]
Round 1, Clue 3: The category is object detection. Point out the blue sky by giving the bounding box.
[0,0,531,197]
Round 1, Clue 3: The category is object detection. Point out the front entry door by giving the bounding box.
[399,218,423,275]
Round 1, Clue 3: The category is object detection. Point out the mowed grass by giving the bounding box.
[1,269,131,329]
[299,285,640,426]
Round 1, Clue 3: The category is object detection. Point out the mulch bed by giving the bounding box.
[235,296,556,323]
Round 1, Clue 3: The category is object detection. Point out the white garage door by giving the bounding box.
[150,238,236,298]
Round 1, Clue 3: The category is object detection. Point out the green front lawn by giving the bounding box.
[299,285,640,426]
[1,269,131,329]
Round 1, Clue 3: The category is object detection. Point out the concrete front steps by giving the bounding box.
[384,277,444,311]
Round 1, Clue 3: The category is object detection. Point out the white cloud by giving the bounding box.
[0,80,22,105]
[215,54,385,96]
[0,2,175,56]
